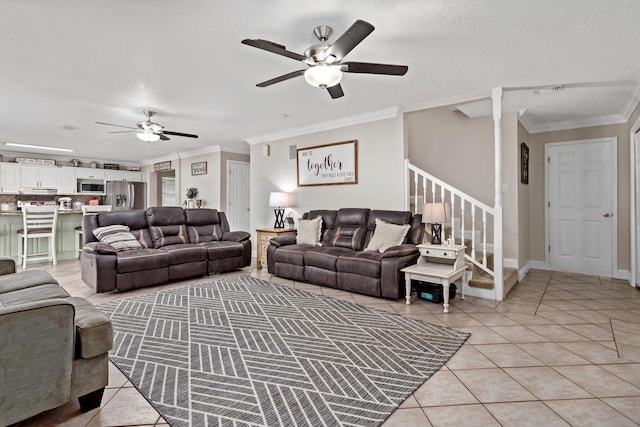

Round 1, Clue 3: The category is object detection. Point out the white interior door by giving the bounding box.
[546,138,616,275]
[227,161,250,231]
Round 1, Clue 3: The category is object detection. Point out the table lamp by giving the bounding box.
[269,192,293,228]
[422,202,450,245]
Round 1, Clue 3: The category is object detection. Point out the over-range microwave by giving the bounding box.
[77,179,105,194]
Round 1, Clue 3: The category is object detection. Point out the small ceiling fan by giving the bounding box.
[241,19,408,99]
[96,110,198,142]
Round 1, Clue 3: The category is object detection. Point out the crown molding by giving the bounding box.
[621,63,640,120]
[244,107,400,145]
[402,90,491,114]
[524,114,628,134]
[141,143,249,166]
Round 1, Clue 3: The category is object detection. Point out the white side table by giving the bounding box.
[401,243,467,313]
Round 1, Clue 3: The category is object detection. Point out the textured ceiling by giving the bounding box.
[0,0,639,164]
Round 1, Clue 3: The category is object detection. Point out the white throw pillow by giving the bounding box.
[93,224,142,252]
[296,216,323,246]
[365,218,411,253]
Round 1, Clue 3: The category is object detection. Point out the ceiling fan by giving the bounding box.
[241,19,408,99]
[96,110,198,142]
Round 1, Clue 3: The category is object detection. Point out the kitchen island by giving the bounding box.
[0,210,83,264]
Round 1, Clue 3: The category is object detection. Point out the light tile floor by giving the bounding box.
[10,261,640,427]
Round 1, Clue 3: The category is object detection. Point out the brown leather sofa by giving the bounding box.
[267,208,424,299]
[81,207,251,293]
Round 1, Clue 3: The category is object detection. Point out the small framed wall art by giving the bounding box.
[191,161,207,176]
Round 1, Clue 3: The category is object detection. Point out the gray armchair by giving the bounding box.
[0,257,113,426]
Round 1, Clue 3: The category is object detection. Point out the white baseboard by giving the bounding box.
[503,258,518,269]
[517,262,531,282]
[614,269,629,280]
[528,260,549,270]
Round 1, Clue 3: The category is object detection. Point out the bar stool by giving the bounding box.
[17,205,59,270]
[75,205,112,258]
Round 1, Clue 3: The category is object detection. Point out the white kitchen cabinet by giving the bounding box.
[56,167,76,194]
[20,165,57,188]
[75,168,105,180]
[105,170,142,181]
[0,163,20,193]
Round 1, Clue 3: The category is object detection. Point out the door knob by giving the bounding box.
[603,212,611,218]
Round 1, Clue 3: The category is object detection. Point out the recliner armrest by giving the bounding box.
[0,256,16,276]
[222,231,251,242]
[380,244,419,258]
[0,299,75,426]
[82,242,117,255]
[269,236,297,247]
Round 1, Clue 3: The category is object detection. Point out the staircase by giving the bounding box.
[405,160,512,300]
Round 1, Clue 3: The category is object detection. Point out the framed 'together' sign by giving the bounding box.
[296,140,358,187]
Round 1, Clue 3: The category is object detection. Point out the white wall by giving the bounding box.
[249,116,405,237]
[180,152,221,209]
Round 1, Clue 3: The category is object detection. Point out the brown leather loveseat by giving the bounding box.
[81,207,251,293]
[267,208,424,299]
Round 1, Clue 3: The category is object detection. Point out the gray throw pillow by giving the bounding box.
[365,218,410,253]
[296,216,323,246]
[93,225,142,252]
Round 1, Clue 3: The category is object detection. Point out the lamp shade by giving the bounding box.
[304,65,342,88]
[269,192,293,208]
[422,202,450,224]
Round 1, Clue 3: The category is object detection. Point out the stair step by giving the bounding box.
[467,267,518,291]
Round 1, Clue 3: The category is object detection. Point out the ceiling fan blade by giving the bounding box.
[159,134,170,141]
[241,39,307,61]
[95,121,138,130]
[327,84,344,99]
[325,20,374,60]
[256,70,306,87]
[108,130,137,134]
[342,62,408,75]
[162,131,198,139]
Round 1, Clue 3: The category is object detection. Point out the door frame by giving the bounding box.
[630,116,640,287]
[544,137,618,276]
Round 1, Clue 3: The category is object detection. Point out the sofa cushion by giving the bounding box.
[273,244,315,266]
[66,297,113,359]
[115,248,170,274]
[200,241,245,259]
[0,284,70,307]
[304,247,352,271]
[297,216,322,246]
[185,209,223,243]
[93,225,142,252]
[147,207,189,248]
[90,210,152,246]
[323,208,369,250]
[149,224,189,248]
[326,226,368,250]
[161,243,208,264]
[336,251,382,279]
[365,219,411,253]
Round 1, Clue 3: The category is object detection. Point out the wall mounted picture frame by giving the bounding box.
[154,160,171,172]
[521,142,529,184]
[297,140,358,187]
[191,161,207,176]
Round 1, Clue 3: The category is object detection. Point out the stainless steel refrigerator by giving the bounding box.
[105,181,146,211]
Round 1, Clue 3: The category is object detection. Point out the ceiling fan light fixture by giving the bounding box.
[304,65,342,88]
[136,132,160,142]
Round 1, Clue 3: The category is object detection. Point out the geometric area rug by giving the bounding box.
[98,276,469,427]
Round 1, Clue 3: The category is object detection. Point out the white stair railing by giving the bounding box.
[404,159,496,278]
